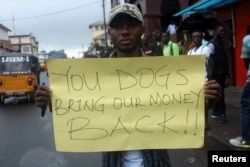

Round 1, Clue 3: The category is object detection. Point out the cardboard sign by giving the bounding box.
[47,56,205,152]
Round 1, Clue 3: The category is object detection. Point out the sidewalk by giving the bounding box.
[206,86,247,150]
[186,87,249,166]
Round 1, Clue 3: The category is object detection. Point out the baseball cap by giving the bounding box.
[108,3,143,26]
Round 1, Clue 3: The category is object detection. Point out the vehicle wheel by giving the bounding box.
[27,94,31,102]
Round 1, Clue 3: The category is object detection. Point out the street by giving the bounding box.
[0,72,208,167]
[0,72,102,167]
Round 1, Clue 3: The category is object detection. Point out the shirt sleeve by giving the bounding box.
[202,46,211,58]
[207,43,215,54]
[241,35,250,59]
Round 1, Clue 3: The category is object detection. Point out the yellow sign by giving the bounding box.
[47,56,205,152]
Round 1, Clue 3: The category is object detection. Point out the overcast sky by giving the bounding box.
[0,0,111,58]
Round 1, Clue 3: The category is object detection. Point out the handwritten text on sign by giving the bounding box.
[47,56,206,152]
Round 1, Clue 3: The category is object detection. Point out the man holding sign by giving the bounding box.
[35,3,221,167]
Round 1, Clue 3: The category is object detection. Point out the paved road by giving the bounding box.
[0,72,102,167]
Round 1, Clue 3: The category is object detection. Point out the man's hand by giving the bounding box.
[204,80,221,104]
[35,85,52,109]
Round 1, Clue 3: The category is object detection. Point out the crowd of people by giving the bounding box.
[141,20,232,126]
[141,11,250,149]
[34,3,249,167]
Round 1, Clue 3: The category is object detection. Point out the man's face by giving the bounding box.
[108,15,144,53]
[216,26,225,38]
[192,31,202,46]
[161,32,170,44]
[152,31,160,41]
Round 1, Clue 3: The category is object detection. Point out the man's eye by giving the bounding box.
[110,22,139,29]
[129,23,138,28]
[111,24,122,29]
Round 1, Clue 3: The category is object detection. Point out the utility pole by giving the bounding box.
[12,14,16,35]
[102,0,108,48]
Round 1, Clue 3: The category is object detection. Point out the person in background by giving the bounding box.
[207,24,230,123]
[202,32,209,46]
[187,29,211,65]
[151,29,162,56]
[161,31,180,56]
[166,20,177,35]
[177,38,185,55]
[141,35,153,56]
[35,3,222,167]
[229,25,250,148]
[166,20,177,43]
[187,29,212,130]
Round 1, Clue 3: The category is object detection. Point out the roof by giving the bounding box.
[0,24,11,32]
[9,34,33,37]
[0,52,34,57]
[0,40,19,52]
[89,20,107,28]
[94,33,110,40]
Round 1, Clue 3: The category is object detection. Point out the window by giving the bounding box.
[22,46,30,53]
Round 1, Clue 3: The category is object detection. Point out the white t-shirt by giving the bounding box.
[123,151,143,167]
[167,24,176,35]
[188,45,211,81]
[187,45,211,58]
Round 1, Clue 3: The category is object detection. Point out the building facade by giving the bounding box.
[9,34,39,55]
[89,21,111,48]
[87,21,112,57]
[0,24,18,54]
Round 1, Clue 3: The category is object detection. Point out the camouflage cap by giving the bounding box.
[108,3,143,26]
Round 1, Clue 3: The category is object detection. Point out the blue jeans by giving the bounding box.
[240,82,250,141]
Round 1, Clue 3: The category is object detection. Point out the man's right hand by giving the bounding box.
[35,85,52,109]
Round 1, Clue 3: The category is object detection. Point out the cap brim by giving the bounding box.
[109,13,142,26]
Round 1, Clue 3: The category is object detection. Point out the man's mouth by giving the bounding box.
[120,39,132,44]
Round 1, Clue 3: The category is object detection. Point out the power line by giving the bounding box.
[39,40,89,45]
[0,1,100,21]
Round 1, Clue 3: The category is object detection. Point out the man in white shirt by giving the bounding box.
[166,20,177,35]
[188,29,211,80]
[166,20,177,43]
[188,29,212,130]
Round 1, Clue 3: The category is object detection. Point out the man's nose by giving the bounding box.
[120,24,130,32]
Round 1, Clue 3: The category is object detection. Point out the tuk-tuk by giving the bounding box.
[0,53,40,104]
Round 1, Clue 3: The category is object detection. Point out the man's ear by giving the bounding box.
[108,28,111,36]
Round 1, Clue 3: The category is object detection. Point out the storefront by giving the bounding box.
[174,0,249,87]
